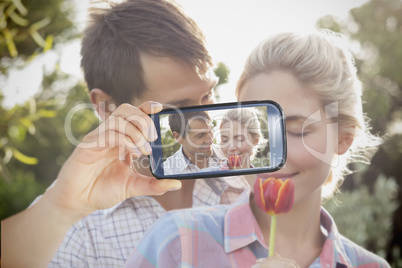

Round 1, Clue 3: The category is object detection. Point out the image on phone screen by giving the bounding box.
[149,101,286,179]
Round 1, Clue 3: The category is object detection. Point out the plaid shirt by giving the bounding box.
[125,189,390,268]
[48,176,248,267]
[163,146,221,175]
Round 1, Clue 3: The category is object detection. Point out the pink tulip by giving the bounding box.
[253,176,295,257]
[228,154,241,169]
[253,176,295,216]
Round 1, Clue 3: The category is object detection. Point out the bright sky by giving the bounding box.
[2,0,368,108]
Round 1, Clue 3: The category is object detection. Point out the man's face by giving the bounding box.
[131,54,218,175]
[179,119,214,161]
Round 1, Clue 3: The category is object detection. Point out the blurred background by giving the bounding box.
[0,0,401,266]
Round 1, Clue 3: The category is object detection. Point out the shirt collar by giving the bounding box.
[223,189,267,253]
[318,208,352,267]
[170,146,221,173]
[222,193,353,267]
[169,146,192,172]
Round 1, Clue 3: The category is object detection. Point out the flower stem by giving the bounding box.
[269,215,277,257]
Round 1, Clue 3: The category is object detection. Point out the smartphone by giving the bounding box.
[149,100,286,179]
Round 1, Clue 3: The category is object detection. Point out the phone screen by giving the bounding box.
[149,101,286,179]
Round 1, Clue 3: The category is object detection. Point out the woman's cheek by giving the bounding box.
[240,141,253,156]
[220,144,228,156]
[287,136,325,169]
[303,126,338,166]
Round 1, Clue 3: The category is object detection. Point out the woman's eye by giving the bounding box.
[287,131,309,137]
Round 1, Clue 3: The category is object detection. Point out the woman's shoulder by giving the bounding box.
[338,234,391,268]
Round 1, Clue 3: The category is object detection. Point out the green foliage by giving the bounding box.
[0,0,77,62]
[11,68,98,186]
[0,0,92,220]
[214,62,230,86]
[0,90,58,181]
[317,0,402,135]
[324,175,399,258]
[1,66,98,216]
[161,126,181,160]
[317,0,402,264]
[214,62,230,101]
[349,0,402,85]
[0,169,46,220]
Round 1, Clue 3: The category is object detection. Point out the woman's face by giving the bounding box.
[239,71,340,206]
[220,121,258,168]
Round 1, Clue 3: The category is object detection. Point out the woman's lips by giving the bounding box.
[271,173,298,179]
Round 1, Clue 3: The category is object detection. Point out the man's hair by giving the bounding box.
[169,111,211,137]
[81,0,213,105]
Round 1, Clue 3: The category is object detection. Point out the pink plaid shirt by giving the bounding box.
[48,176,248,267]
[125,189,390,268]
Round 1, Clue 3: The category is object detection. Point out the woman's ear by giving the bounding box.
[336,130,355,155]
[89,88,116,121]
[252,136,260,146]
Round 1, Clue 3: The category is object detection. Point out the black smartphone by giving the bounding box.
[149,100,286,179]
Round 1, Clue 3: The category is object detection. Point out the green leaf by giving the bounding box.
[11,0,28,16]
[8,124,27,142]
[9,11,29,26]
[12,148,38,165]
[43,34,53,52]
[38,109,56,118]
[29,29,46,47]
[30,17,51,31]
[2,28,18,57]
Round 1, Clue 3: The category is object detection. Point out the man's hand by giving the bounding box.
[1,101,182,268]
[48,101,182,217]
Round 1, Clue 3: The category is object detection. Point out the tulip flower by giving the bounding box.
[228,154,241,169]
[253,176,295,257]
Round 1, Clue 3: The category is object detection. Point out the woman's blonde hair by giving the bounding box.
[236,30,381,199]
[219,108,267,158]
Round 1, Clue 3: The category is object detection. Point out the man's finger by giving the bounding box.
[110,103,158,142]
[128,175,182,197]
[138,101,163,115]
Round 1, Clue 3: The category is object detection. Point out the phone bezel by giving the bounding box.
[149,100,287,180]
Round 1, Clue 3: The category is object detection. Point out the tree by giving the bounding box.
[0,0,80,220]
[0,0,77,63]
[317,0,402,265]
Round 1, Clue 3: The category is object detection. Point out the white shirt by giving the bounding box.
[49,176,249,267]
[163,146,221,175]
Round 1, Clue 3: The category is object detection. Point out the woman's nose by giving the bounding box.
[228,142,237,151]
